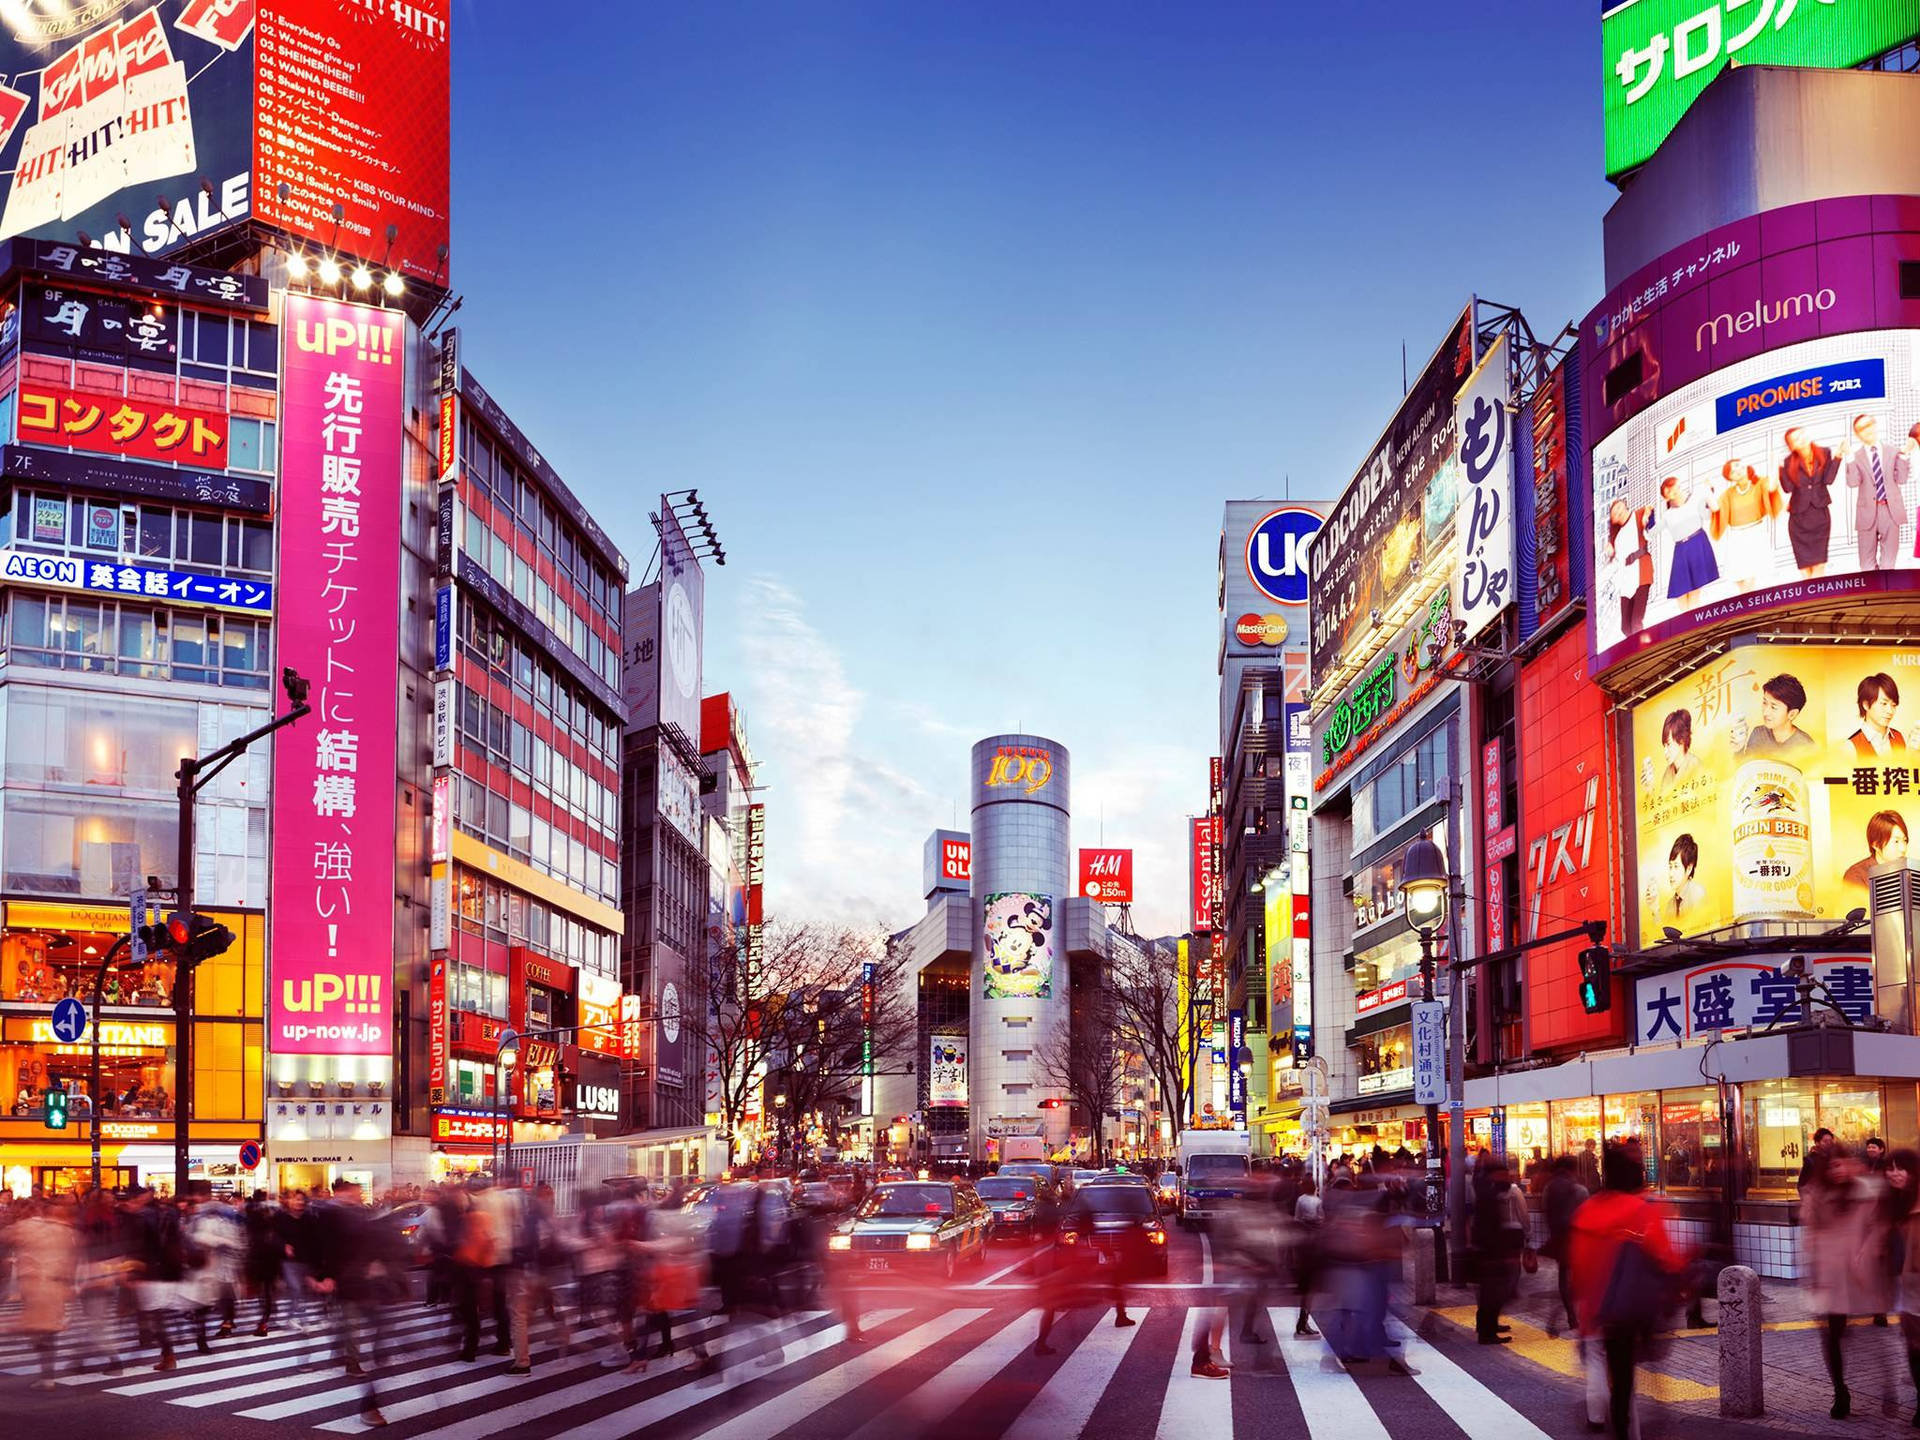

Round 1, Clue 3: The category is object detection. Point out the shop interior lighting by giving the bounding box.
[318,256,341,286]
[351,264,372,291]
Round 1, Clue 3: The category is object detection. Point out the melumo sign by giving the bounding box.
[1602,0,1917,178]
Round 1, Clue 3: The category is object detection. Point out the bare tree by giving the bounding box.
[1109,940,1190,1143]
[699,916,915,1163]
[1036,971,1125,1165]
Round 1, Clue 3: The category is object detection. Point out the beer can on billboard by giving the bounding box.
[1730,758,1814,922]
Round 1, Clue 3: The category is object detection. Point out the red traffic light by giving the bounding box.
[169,916,192,947]
[1038,1098,1064,1110]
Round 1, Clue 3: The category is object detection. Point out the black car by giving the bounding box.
[1058,1181,1169,1278]
[826,1181,992,1280]
[975,1174,1056,1241]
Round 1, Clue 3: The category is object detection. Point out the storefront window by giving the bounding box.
[1818,1082,1883,1150]
[1551,1097,1604,1186]
[1501,1103,1551,1186]
[1747,1077,1818,1192]
[1353,931,1423,1001]
[1604,1092,1660,1185]
[1,1014,176,1118]
[1659,1087,1723,1191]
[1356,1023,1412,1096]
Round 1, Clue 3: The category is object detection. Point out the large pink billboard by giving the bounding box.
[269,295,405,1055]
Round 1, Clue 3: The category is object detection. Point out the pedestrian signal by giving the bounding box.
[43,1087,68,1130]
[1577,945,1612,1015]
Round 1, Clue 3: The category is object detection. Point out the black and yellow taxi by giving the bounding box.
[826,1180,991,1280]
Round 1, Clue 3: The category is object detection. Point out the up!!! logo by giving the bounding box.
[1245,506,1324,606]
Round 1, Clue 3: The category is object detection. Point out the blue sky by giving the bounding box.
[447,3,1617,937]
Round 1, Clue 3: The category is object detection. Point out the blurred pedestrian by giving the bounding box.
[1570,1142,1688,1439]
[308,1177,399,1427]
[125,1187,187,1371]
[1291,1176,1322,1337]
[15,1197,77,1388]
[1542,1155,1588,1338]
[184,1183,244,1346]
[243,1192,284,1334]
[1472,1160,1526,1344]
[1887,1148,1920,1426]
[1802,1142,1892,1420]
[450,1182,496,1361]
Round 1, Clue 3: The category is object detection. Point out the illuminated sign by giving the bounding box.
[942,839,970,882]
[1632,955,1876,1042]
[18,382,228,466]
[0,548,271,612]
[1355,979,1409,1017]
[1244,506,1324,605]
[929,1034,968,1107]
[1602,0,1917,179]
[432,1109,509,1145]
[1077,848,1134,904]
[577,972,622,1058]
[1234,612,1289,647]
[577,1083,619,1118]
[1314,588,1457,783]
[30,1018,167,1051]
[427,958,447,1106]
[101,1121,162,1140]
[985,745,1053,795]
[983,893,1054,999]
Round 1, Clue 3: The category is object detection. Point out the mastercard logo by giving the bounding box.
[1234,612,1288,646]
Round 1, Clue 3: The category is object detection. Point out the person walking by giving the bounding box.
[1472,1160,1526,1344]
[1291,1176,1323,1337]
[125,1187,187,1371]
[1571,1143,1689,1439]
[308,1177,399,1428]
[243,1192,284,1334]
[15,1196,77,1388]
[1885,1148,1920,1426]
[1542,1156,1588,1338]
[1803,1142,1893,1419]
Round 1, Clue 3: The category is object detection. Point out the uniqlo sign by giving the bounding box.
[267,296,403,1056]
[942,838,970,883]
[1078,848,1133,904]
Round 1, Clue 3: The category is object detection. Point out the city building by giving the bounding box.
[1215,500,1323,1153]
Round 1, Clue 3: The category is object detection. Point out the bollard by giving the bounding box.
[1717,1264,1763,1418]
[1411,1225,1436,1306]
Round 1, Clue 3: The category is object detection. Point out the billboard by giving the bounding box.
[1190,817,1215,933]
[1309,308,1475,682]
[1078,848,1133,904]
[621,582,659,730]
[656,501,705,748]
[1454,333,1516,643]
[1602,0,1918,179]
[18,380,228,466]
[923,829,970,897]
[1633,954,1876,1043]
[252,0,452,283]
[0,1,449,276]
[929,1034,967,1108]
[577,972,621,1058]
[268,294,403,1056]
[1244,505,1323,606]
[1264,868,1292,1045]
[983,892,1054,1000]
[1628,642,1920,943]
[1592,329,1920,672]
[1520,627,1621,1051]
[1528,345,1584,635]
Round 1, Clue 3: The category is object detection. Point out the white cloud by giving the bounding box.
[1069,739,1211,940]
[737,576,941,928]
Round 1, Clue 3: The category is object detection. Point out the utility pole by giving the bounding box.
[173,668,311,1197]
[1444,779,1469,1279]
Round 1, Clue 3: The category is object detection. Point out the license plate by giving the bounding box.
[866,1257,890,1272]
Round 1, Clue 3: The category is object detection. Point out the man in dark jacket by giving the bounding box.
[1542,1156,1589,1337]
[125,1188,187,1370]
[243,1193,284,1335]
[308,1178,394,1427]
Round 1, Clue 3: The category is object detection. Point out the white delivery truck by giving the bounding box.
[1176,1130,1252,1225]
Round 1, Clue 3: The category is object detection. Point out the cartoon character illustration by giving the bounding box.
[984,894,1054,998]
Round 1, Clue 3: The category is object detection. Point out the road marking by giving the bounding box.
[1427,1307,1716,1402]
[1001,1303,1146,1440]
[175,1321,502,1406]
[1272,1310,1391,1440]
[99,1311,451,1393]
[1200,1232,1213,1285]
[1155,1309,1233,1438]
[844,1310,1036,1439]
[540,1310,908,1440]
[1385,1318,1552,1439]
[973,1247,1051,1288]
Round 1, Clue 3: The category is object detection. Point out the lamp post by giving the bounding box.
[1399,835,1449,1227]
[492,1028,520,1182]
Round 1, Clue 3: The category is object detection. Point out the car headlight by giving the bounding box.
[829,1234,852,1252]
[906,1233,934,1251]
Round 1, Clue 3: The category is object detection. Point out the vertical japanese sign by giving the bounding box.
[435,328,460,485]
[1529,350,1575,632]
[269,294,403,1056]
[1411,1000,1445,1106]
[1455,334,1515,644]
[1227,1008,1247,1119]
[744,803,766,981]
[427,958,447,1105]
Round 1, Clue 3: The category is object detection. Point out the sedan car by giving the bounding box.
[827,1181,991,1280]
[974,1174,1056,1241]
[1058,1181,1169,1278]
[1154,1171,1180,1212]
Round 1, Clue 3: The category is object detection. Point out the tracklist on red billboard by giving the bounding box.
[253,0,451,282]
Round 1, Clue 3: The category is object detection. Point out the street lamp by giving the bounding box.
[1399,834,1449,1222]
[492,1028,520,1182]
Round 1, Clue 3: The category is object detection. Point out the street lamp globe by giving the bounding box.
[1399,835,1450,935]
[497,1028,521,1069]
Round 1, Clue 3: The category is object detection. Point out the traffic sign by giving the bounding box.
[130,888,149,964]
[49,997,87,1044]
[1412,1000,1445,1106]
[238,1140,262,1171]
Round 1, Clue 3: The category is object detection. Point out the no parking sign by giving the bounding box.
[238,1140,262,1171]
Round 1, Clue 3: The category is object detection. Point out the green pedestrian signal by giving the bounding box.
[1577,945,1612,1016]
[43,1087,68,1130]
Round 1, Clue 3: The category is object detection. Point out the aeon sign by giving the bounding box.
[1246,506,1323,606]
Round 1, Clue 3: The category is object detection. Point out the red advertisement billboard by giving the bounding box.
[253,0,451,282]
[1077,848,1134,904]
[17,382,229,466]
[1190,818,1214,933]
[1519,626,1622,1052]
[941,838,970,883]
[267,294,403,1056]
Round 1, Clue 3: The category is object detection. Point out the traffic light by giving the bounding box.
[136,921,172,954]
[1038,1098,1064,1110]
[43,1087,67,1130]
[167,911,237,969]
[1577,945,1612,1014]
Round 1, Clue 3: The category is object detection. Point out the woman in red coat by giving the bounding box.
[1569,1142,1689,1439]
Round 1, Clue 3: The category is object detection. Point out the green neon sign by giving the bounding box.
[1602,0,1917,178]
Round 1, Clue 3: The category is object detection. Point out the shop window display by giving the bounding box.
[1659,1087,1724,1190]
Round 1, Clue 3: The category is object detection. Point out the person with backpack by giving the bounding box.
[1570,1141,1689,1439]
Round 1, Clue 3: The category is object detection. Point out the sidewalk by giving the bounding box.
[1411,1268,1919,1438]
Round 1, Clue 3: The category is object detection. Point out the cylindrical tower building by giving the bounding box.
[968,733,1071,1160]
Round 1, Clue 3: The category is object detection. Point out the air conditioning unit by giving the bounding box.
[1869,863,1920,1034]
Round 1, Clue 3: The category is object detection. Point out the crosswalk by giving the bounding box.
[0,1298,1564,1438]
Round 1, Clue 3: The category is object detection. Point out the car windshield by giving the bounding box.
[976,1178,1036,1200]
[861,1184,953,1218]
[1157,1173,1178,1186]
[1187,1154,1250,1180]
[1080,1186,1154,1216]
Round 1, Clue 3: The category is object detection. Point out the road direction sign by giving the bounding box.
[238,1141,262,1170]
[130,888,149,964]
[1412,1000,1445,1106]
[50,997,87,1044]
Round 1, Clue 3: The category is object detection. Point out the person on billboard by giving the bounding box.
[1656,476,1718,607]
[1742,673,1817,759]
[1655,709,1703,795]
[1707,458,1781,594]
[1844,415,1910,570]
[1605,501,1655,637]
[1779,426,1842,577]
[1843,811,1909,891]
[1663,834,1708,922]
[1849,673,1909,759]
